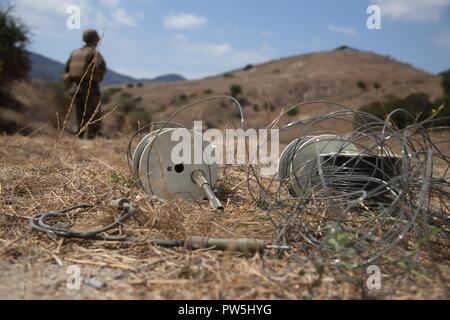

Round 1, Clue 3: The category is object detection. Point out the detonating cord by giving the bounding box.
[30,198,136,241]
[29,199,290,253]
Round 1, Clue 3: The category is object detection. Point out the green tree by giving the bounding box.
[357,92,436,129]
[0,5,30,94]
[441,69,450,96]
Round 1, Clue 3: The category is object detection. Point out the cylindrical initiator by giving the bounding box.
[192,170,223,210]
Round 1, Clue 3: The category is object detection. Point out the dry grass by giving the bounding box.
[0,134,448,299]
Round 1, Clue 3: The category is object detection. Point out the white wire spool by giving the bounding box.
[132,128,218,201]
[277,134,358,197]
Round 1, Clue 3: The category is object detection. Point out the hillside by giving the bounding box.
[28,51,185,85]
[2,47,445,137]
[105,47,443,131]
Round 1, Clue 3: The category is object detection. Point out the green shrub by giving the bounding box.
[170,93,189,106]
[229,84,243,98]
[130,107,152,124]
[0,5,30,95]
[202,88,213,95]
[115,92,138,113]
[126,83,134,88]
[243,64,253,71]
[373,82,382,89]
[441,69,450,96]
[356,80,368,91]
[223,72,234,78]
[178,93,188,102]
[287,108,299,116]
[237,96,249,107]
[356,92,442,129]
[432,95,450,127]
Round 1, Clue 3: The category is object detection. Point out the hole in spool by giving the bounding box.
[174,163,185,173]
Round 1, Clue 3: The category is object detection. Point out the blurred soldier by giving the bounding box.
[63,29,106,139]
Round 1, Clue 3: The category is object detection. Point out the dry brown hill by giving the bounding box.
[1,47,444,136]
[104,47,443,130]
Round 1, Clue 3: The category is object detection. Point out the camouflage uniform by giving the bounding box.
[64,30,106,139]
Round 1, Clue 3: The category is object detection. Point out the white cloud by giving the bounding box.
[100,0,120,8]
[111,8,137,27]
[328,24,358,36]
[164,13,208,30]
[261,43,277,53]
[15,0,75,14]
[170,34,273,77]
[259,31,273,38]
[174,34,232,56]
[14,0,138,30]
[435,30,450,51]
[372,0,450,22]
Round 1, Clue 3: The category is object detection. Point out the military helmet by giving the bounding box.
[82,29,100,44]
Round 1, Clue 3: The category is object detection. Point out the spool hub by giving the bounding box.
[132,128,218,201]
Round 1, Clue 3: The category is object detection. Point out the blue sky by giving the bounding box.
[7,0,450,79]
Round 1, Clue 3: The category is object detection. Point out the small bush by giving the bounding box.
[115,92,138,113]
[441,69,450,96]
[373,82,382,89]
[287,108,299,116]
[237,96,249,107]
[433,95,450,127]
[356,92,447,129]
[136,82,143,87]
[203,88,213,95]
[243,64,253,71]
[229,84,243,98]
[223,72,234,78]
[112,91,152,128]
[130,107,152,124]
[178,93,188,102]
[126,83,134,88]
[171,93,189,106]
[356,80,368,91]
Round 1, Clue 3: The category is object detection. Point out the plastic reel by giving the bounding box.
[132,128,218,201]
[277,134,358,197]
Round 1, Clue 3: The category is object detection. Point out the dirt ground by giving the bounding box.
[0,135,448,299]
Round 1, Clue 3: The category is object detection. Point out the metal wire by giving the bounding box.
[30,199,136,241]
[246,100,450,266]
[125,96,449,267]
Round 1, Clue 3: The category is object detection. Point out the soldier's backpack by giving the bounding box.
[67,47,106,83]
